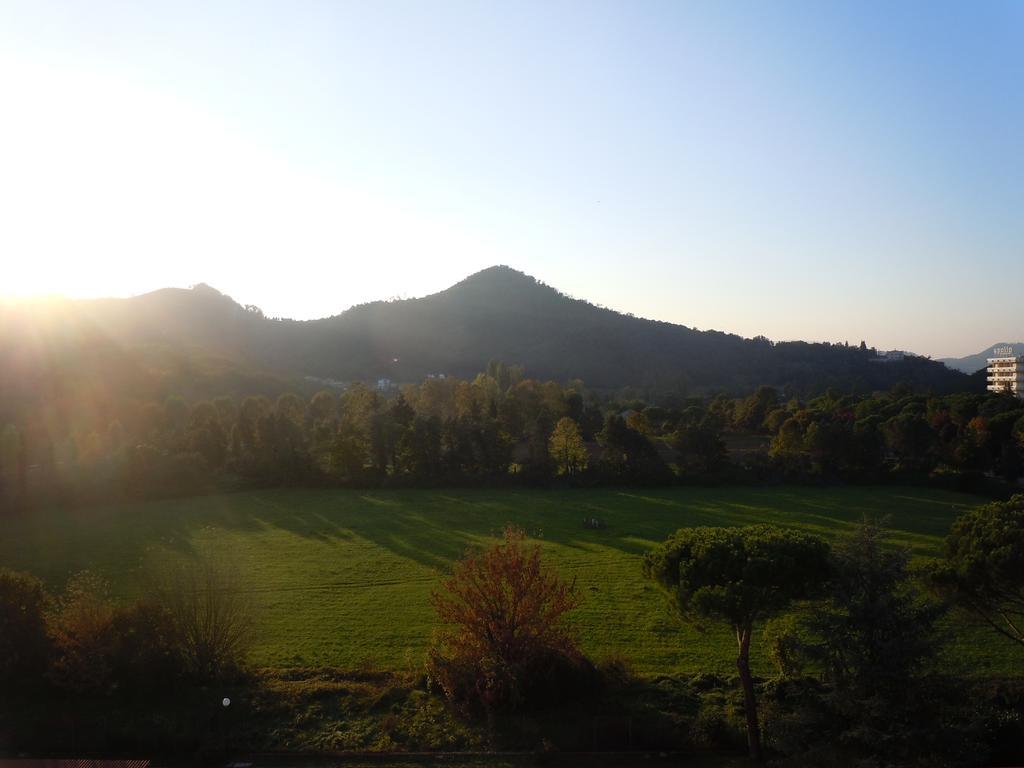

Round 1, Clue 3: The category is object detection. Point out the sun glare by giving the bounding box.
[0,56,500,313]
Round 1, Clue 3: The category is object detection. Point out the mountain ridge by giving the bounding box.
[939,343,1024,375]
[2,266,975,398]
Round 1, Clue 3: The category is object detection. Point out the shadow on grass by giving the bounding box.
[3,485,979,594]
[234,485,974,568]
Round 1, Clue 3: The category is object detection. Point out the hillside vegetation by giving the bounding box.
[1,267,973,403]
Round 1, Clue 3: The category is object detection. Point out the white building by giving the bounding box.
[871,350,907,363]
[987,346,1024,397]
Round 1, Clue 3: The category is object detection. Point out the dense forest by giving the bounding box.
[2,358,1021,509]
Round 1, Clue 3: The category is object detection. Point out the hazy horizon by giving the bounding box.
[1,1,1021,359]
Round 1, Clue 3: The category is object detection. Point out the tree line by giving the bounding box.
[2,366,1022,510]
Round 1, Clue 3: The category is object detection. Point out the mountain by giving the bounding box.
[939,343,1024,374]
[0,293,302,426]
[2,267,975,407]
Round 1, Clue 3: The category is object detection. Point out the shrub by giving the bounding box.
[427,527,590,717]
[47,571,117,695]
[149,552,254,681]
[108,600,186,700]
[763,613,807,679]
[0,567,51,694]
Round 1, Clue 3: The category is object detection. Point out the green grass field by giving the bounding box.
[1,485,1017,678]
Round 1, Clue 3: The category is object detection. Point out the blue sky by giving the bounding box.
[0,1,1021,357]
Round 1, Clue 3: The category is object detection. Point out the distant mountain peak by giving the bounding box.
[439,265,563,304]
[473,264,521,275]
[5,267,974,395]
[190,282,229,298]
[187,283,246,307]
[454,265,540,287]
[940,342,1024,374]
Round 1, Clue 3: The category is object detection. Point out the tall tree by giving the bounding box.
[672,410,727,476]
[548,417,587,476]
[643,525,830,761]
[811,520,943,694]
[308,390,339,471]
[929,494,1024,647]
[185,401,227,469]
[734,386,779,432]
[773,522,954,767]
[398,414,442,479]
[598,414,670,484]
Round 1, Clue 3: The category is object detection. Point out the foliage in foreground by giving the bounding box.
[0,557,255,755]
[762,522,970,767]
[929,493,1024,647]
[643,525,831,761]
[148,552,255,680]
[2,502,1023,762]
[427,526,597,718]
[0,568,50,694]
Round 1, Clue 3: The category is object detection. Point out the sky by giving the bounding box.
[0,1,1021,358]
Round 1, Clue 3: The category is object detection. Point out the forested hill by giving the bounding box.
[3,266,973,399]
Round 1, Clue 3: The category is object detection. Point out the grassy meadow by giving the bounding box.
[1,485,1016,678]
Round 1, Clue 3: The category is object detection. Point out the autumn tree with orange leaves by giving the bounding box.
[427,526,592,718]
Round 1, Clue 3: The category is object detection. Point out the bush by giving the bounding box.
[763,613,807,679]
[596,652,637,689]
[108,601,186,701]
[427,527,590,717]
[47,571,118,696]
[763,676,991,768]
[0,568,50,694]
[690,689,747,752]
[148,552,254,681]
